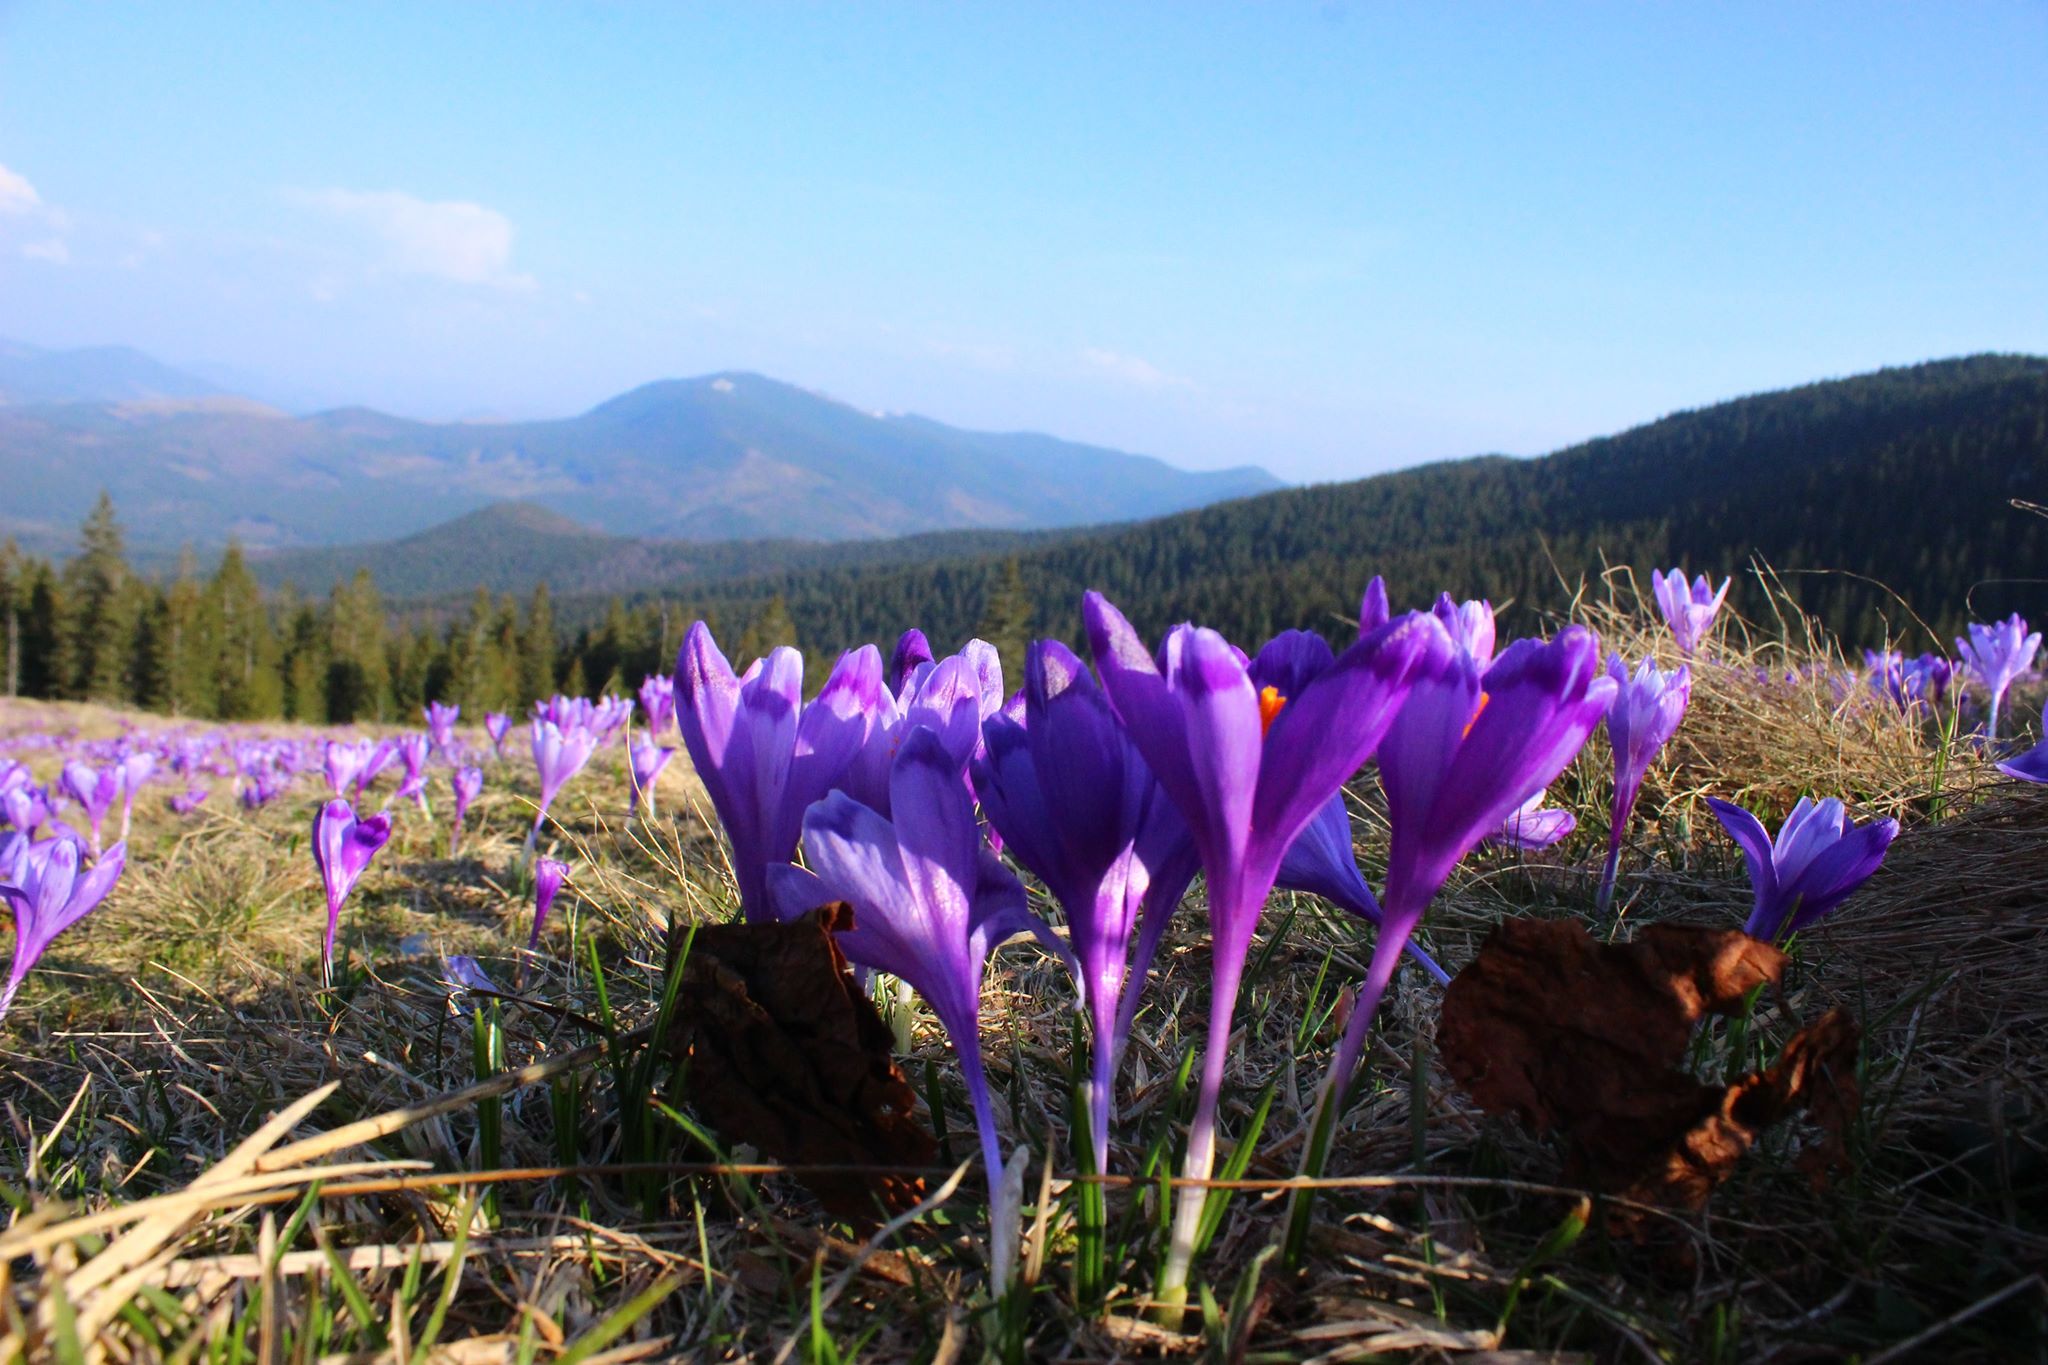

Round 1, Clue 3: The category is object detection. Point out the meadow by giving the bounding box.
[1,569,2043,1363]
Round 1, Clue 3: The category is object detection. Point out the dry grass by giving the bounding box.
[2,579,2045,1362]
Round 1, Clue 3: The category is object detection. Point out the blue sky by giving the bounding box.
[2,2,2043,482]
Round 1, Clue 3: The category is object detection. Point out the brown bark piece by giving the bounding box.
[1440,919,1859,1228]
[668,904,935,1222]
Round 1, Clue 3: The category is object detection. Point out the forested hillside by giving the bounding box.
[603,353,2045,658]
[0,354,2038,724]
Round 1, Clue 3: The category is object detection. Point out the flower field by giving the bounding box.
[1,569,2042,1361]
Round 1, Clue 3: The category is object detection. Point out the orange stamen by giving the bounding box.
[1463,691,1490,738]
[1258,686,1287,737]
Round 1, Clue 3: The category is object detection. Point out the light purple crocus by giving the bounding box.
[526,717,597,853]
[312,799,391,980]
[1956,614,2040,743]
[972,638,1195,1173]
[484,712,512,761]
[425,701,460,756]
[1652,568,1731,656]
[627,741,675,819]
[393,733,433,815]
[1304,625,1616,1206]
[324,740,367,798]
[847,644,996,815]
[774,726,1050,1287]
[1597,655,1692,915]
[1492,790,1577,850]
[530,856,569,951]
[637,675,676,739]
[3,786,50,837]
[169,788,210,816]
[354,738,400,798]
[673,621,887,922]
[450,765,484,855]
[0,836,126,1022]
[1707,796,1899,942]
[60,761,120,854]
[1083,591,1441,1307]
[117,752,155,843]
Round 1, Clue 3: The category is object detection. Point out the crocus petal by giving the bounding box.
[1707,796,1781,933]
[1253,613,1444,876]
[1780,817,1899,934]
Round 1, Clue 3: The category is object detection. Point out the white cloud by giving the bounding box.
[297,187,535,289]
[21,238,69,264]
[0,163,41,217]
[1081,346,1192,390]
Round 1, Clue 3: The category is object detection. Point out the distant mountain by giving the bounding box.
[0,338,223,406]
[521,354,2047,652]
[0,365,1282,551]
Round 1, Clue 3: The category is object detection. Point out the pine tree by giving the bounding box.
[62,492,134,701]
[327,570,390,722]
[737,594,798,665]
[520,583,558,705]
[974,557,1035,691]
[209,543,282,718]
[0,539,21,698]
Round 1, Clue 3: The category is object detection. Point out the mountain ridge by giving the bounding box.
[0,356,1280,552]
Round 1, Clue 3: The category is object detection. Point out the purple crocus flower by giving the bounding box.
[60,760,120,854]
[312,799,392,980]
[450,765,484,855]
[424,701,460,756]
[775,726,1050,1288]
[1431,593,1497,667]
[117,752,155,843]
[627,740,675,819]
[169,788,210,816]
[484,712,512,760]
[0,836,126,1022]
[845,646,996,816]
[1956,614,2041,743]
[972,638,1194,1173]
[442,953,500,1006]
[1492,790,1577,850]
[1652,568,1731,656]
[529,856,569,950]
[890,629,936,693]
[393,733,433,815]
[3,785,50,838]
[674,620,887,922]
[1303,625,1616,1219]
[354,738,401,798]
[323,740,367,798]
[1597,655,1691,915]
[1998,731,2048,783]
[1083,591,1441,1307]
[1707,796,1898,942]
[1257,630,1448,984]
[526,717,597,853]
[240,771,287,810]
[637,674,676,739]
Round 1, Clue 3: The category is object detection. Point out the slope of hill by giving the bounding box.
[549,354,2046,653]
[243,501,1099,598]
[0,338,223,406]
[0,368,1280,551]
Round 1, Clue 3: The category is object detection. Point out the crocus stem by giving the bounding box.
[1087,994,1118,1178]
[1598,781,1639,918]
[955,1042,1012,1293]
[1987,691,2004,745]
[1155,949,1245,1323]
[1596,820,1623,917]
[1282,925,1408,1266]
